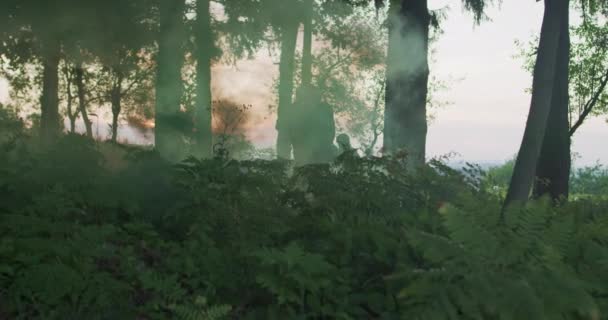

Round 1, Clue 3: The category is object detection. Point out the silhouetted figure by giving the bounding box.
[289,85,336,164]
[336,133,352,154]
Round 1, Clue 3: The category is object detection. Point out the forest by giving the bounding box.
[1,0,608,319]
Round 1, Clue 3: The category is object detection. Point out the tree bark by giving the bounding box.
[194,0,213,158]
[110,71,123,143]
[533,4,571,202]
[382,0,430,171]
[74,63,93,138]
[40,39,61,142]
[155,0,186,161]
[63,66,77,133]
[504,0,569,207]
[111,93,120,143]
[301,0,313,88]
[275,19,299,159]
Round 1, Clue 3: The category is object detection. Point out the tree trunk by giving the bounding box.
[63,66,77,133]
[504,0,569,207]
[40,39,61,142]
[67,100,77,133]
[110,72,123,143]
[74,63,93,138]
[301,0,313,88]
[194,0,213,158]
[533,5,571,202]
[275,19,299,159]
[155,0,186,161]
[383,0,430,171]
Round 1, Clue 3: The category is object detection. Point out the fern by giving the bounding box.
[171,296,231,320]
[1,134,607,319]
[395,201,602,320]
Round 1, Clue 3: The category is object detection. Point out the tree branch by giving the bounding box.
[121,66,152,95]
[569,68,608,136]
[316,51,354,87]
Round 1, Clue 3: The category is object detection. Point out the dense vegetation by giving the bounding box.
[1,0,607,318]
[2,107,608,320]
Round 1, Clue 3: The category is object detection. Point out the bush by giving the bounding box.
[482,158,608,199]
[0,137,607,319]
[571,164,608,199]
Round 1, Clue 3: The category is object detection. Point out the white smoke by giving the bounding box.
[0,77,8,104]
[386,12,428,82]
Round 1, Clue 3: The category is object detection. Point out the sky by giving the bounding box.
[429,0,607,166]
[0,0,606,166]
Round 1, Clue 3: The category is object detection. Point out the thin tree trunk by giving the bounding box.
[301,0,313,88]
[62,65,77,133]
[195,0,213,158]
[74,63,93,138]
[110,71,123,143]
[504,0,569,208]
[276,19,299,159]
[366,79,385,156]
[111,105,120,143]
[533,6,571,202]
[40,39,61,142]
[155,0,186,161]
[383,0,430,171]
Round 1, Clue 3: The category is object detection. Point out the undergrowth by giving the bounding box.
[0,113,607,319]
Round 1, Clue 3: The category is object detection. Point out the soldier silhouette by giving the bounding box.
[288,84,335,164]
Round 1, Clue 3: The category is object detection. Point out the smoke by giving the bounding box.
[210,53,277,147]
[211,99,252,136]
[0,78,8,104]
[386,13,429,81]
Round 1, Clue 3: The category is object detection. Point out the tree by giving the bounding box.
[86,53,155,143]
[515,1,607,202]
[293,2,451,159]
[193,0,214,157]
[381,0,487,171]
[60,63,79,133]
[87,0,157,144]
[73,63,94,138]
[0,0,86,142]
[39,39,62,142]
[275,23,300,159]
[312,3,387,155]
[1,0,155,143]
[382,0,431,171]
[568,18,608,135]
[155,0,188,161]
[286,0,389,163]
[70,0,151,141]
[301,0,314,88]
[181,0,275,157]
[271,0,365,160]
[272,1,302,159]
[533,1,571,202]
[505,0,570,207]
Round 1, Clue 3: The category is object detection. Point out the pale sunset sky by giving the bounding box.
[0,0,606,165]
